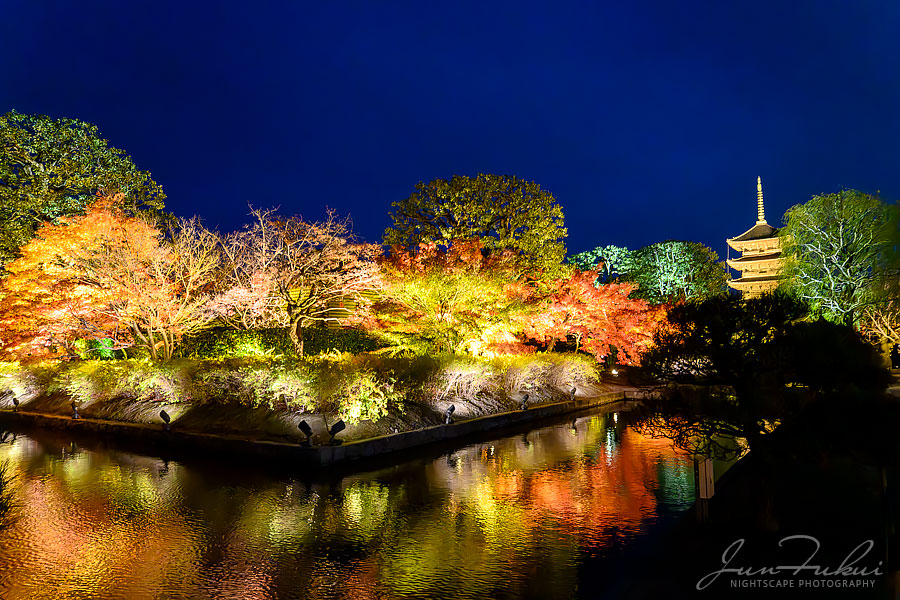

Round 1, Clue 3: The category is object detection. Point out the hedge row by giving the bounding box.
[179,327,384,358]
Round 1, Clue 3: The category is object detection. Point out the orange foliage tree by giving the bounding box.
[521,268,667,364]
[0,196,220,361]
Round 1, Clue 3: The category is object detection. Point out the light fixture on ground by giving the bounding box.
[298,420,313,446]
[444,404,455,425]
[11,397,19,412]
[160,409,171,431]
[521,393,529,411]
[329,419,346,445]
[71,401,79,420]
[570,387,577,402]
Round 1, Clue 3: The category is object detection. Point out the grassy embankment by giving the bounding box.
[0,352,603,444]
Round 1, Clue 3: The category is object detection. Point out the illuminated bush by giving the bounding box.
[432,357,499,402]
[73,338,120,360]
[180,327,383,358]
[62,360,193,404]
[0,351,599,427]
[335,369,400,424]
[193,361,316,411]
[0,361,54,404]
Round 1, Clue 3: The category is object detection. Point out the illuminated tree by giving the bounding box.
[625,240,727,303]
[384,174,567,271]
[371,241,529,355]
[781,190,900,327]
[0,198,219,361]
[567,244,634,283]
[860,277,900,356]
[0,197,139,358]
[521,269,666,364]
[210,208,289,331]
[99,218,222,361]
[0,110,166,267]
[218,209,380,356]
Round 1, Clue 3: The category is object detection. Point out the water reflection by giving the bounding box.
[0,411,693,599]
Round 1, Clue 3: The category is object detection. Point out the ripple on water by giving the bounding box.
[0,416,694,599]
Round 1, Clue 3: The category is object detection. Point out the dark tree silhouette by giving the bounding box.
[636,293,891,460]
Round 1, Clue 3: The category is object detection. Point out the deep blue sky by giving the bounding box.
[3,1,899,260]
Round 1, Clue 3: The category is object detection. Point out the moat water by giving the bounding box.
[0,408,694,599]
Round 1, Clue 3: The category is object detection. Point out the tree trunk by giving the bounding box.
[290,316,305,357]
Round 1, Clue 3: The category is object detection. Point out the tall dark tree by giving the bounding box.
[637,294,890,459]
[0,110,166,266]
[384,174,567,272]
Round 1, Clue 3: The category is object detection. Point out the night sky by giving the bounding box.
[3,1,899,261]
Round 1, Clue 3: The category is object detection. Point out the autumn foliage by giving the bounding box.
[1,204,666,366]
[370,240,529,355]
[368,241,666,362]
[0,196,219,361]
[521,269,667,364]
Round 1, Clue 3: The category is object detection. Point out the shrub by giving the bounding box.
[335,368,401,424]
[0,361,56,402]
[73,338,123,360]
[432,356,499,401]
[62,360,195,404]
[192,360,317,411]
[180,327,384,358]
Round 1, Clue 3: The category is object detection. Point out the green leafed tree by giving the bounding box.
[625,240,728,303]
[567,244,634,283]
[0,110,166,267]
[780,190,900,327]
[384,174,567,272]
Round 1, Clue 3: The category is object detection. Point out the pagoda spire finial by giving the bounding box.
[756,176,766,224]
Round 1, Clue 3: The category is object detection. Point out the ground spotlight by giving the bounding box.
[329,419,346,445]
[444,404,455,425]
[570,387,577,402]
[521,393,529,411]
[160,409,171,431]
[298,419,313,446]
[71,401,79,420]
[12,397,19,413]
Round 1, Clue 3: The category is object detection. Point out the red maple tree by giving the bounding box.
[521,268,667,364]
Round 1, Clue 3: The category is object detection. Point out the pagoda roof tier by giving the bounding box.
[726,252,782,267]
[727,222,778,243]
[727,275,780,288]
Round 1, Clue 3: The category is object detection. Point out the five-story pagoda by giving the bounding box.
[726,177,783,298]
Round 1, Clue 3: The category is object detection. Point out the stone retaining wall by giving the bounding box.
[0,391,628,469]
